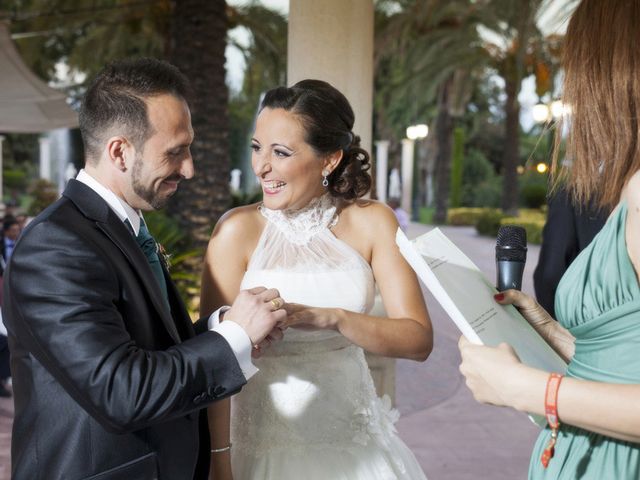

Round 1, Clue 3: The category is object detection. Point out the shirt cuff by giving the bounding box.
[209,308,259,380]
[208,306,231,330]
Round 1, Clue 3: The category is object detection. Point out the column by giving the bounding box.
[375,140,389,203]
[288,0,396,402]
[288,0,374,155]
[39,136,51,181]
[401,138,415,216]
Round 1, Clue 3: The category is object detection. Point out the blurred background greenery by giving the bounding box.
[0,0,578,306]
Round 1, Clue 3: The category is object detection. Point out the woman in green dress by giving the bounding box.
[458,1,640,478]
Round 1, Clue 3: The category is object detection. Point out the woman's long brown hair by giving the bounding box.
[552,0,640,210]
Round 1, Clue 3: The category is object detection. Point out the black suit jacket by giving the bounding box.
[3,180,246,480]
[534,188,607,318]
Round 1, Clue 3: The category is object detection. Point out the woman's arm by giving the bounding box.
[458,337,640,443]
[200,207,260,480]
[625,172,640,284]
[459,175,640,446]
[494,289,575,363]
[285,202,432,361]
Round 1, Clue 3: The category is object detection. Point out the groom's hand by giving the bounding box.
[223,287,286,345]
[251,326,285,358]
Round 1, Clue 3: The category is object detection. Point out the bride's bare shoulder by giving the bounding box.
[209,202,265,246]
[339,198,399,233]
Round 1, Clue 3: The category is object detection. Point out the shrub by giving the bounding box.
[418,207,434,224]
[4,169,28,191]
[475,210,505,236]
[471,176,503,208]
[27,179,58,216]
[500,209,546,244]
[500,219,544,244]
[521,183,547,209]
[459,148,505,208]
[448,207,497,226]
[144,211,202,305]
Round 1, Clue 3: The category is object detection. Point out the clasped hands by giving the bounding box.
[222,287,335,358]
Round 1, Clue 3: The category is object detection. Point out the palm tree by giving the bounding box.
[476,0,543,215]
[475,0,569,214]
[375,0,568,219]
[168,1,287,283]
[7,0,288,295]
[167,0,229,266]
[375,0,483,223]
[6,0,169,93]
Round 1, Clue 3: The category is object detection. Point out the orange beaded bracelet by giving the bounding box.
[541,373,564,468]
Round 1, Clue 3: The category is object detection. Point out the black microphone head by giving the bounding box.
[496,225,527,262]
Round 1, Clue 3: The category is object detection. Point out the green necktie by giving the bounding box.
[128,219,170,311]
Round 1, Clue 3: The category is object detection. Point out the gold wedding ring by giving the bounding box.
[270,298,282,310]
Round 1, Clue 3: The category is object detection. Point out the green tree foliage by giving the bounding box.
[5,0,170,99]
[373,0,568,214]
[27,178,58,216]
[144,210,201,305]
[227,2,287,192]
[460,148,502,208]
[375,0,486,221]
[4,0,287,291]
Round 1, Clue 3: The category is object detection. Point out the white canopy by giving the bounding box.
[0,21,78,133]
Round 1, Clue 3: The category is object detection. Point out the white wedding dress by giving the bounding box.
[231,195,428,479]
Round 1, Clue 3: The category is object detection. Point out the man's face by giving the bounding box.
[5,224,20,241]
[124,94,195,210]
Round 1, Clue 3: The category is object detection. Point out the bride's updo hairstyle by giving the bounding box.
[259,79,371,201]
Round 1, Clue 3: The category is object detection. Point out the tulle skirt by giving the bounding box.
[232,433,427,480]
[230,343,428,480]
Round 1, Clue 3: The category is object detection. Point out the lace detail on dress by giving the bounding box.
[258,194,338,245]
[232,193,427,479]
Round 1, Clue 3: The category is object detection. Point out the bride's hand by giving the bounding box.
[282,303,340,330]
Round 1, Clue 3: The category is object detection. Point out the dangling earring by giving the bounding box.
[322,169,330,187]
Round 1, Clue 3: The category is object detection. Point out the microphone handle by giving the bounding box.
[496,260,525,291]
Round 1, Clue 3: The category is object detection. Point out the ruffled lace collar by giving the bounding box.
[258,194,339,245]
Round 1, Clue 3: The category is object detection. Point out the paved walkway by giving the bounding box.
[0,223,542,479]
[0,393,9,479]
[395,223,540,479]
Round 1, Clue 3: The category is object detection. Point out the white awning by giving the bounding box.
[0,21,78,133]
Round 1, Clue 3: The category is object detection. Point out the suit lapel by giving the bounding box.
[63,180,182,344]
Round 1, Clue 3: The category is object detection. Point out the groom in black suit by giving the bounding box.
[3,58,285,480]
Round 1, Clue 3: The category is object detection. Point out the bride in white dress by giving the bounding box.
[201,79,432,480]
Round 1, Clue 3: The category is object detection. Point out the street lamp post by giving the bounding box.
[375,140,390,203]
[532,100,568,170]
[39,135,51,181]
[402,124,428,216]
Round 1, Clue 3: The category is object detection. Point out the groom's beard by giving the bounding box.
[131,154,181,210]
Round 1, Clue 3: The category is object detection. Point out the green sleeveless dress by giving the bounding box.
[529,201,640,479]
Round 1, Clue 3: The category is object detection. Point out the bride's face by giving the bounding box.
[251,107,329,211]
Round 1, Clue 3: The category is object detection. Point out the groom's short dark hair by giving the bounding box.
[79,57,191,164]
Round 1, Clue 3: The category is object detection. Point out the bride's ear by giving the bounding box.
[323,150,343,175]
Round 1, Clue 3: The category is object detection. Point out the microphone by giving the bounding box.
[496,225,527,291]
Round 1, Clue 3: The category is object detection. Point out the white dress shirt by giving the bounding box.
[75,169,257,379]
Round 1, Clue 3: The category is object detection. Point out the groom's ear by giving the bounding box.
[106,136,133,172]
[323,150,343,174]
